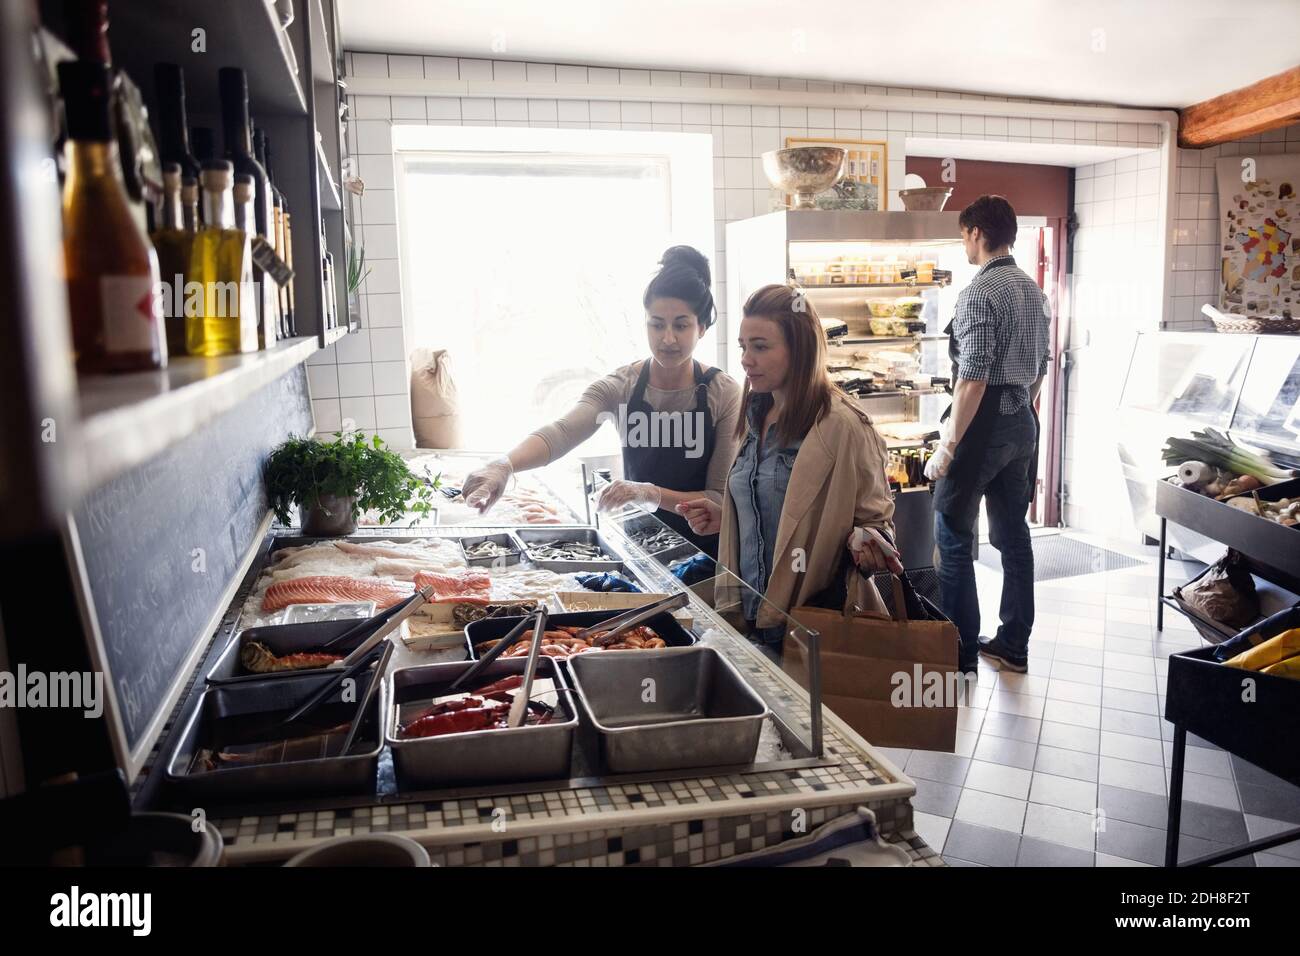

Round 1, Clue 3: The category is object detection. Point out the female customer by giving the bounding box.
[462,246,742,555]
[678,284,902,637]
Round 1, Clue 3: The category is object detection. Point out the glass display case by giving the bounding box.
[1118,330,1300,551]
[723,211,972,570]
[725,212,968,485]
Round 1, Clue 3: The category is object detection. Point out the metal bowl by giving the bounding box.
[898,186,953,211]
[762,147,847,209]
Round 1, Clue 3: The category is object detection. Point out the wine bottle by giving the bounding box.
[265,134,298,336]
[254,126,292,337]
[187,160,257,356]
[151,162,191,357]
[190,126,216,163]
[218,67,281,342]
[59,59,166,373]
[232,173,275,349]
[154,64,200,184]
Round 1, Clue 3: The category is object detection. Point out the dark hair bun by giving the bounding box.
[659,245,711,288]
[645,245,716,330]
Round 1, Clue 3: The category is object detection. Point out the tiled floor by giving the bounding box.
[881,533,1300,868]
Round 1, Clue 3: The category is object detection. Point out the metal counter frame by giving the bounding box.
[132,520,936,866]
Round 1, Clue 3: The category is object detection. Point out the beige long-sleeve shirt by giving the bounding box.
[531,360,743,503]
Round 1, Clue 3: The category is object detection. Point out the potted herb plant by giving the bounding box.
[265,431,436,536]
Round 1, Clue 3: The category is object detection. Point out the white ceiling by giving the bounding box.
[339,0,1300,109]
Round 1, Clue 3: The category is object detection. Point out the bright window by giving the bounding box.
[393,126,715,453]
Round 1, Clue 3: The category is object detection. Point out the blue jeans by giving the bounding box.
[934,408,1037,660]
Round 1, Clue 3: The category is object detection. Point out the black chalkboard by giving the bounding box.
[73,365,313,764]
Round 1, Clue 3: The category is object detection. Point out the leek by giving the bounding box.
[1161,428,1297,485]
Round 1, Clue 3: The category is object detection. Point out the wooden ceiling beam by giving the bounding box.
[1179,64,1300,148]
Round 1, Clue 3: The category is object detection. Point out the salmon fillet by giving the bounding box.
[262,575,412,612]
[413,569,493,605]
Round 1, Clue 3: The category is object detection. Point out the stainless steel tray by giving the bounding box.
[513,527,625,573]
[568,646,769,773]
[165,670,386,801]
[458,531,525,568]
[387,658,576,789]
[464,607,697,660]
[206,619,366,685]
[617,513,698,565]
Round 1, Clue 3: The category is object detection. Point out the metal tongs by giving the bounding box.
[315,585,431,651]
[571,592,689,642]
[507,608,548,729]
[447,606,545,692]
[283,585,431,725]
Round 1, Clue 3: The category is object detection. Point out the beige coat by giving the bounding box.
[718,395,896,626]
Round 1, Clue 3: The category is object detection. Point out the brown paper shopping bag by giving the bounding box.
[786,574,960,752]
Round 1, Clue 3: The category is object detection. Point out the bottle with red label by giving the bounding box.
[59,57,166,373]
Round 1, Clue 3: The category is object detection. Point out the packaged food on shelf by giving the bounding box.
[893,296,924,318]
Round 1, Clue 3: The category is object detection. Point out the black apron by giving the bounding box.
[933,265,1040,520]
[622,360,720,556]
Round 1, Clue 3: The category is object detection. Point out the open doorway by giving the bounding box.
[905,156,1071,529]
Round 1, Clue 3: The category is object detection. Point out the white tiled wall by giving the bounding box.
[1167,121,1300,329]
[306,50,1164,459]
[1063,152,1165,535]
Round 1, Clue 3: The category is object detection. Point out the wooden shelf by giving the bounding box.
[77,336,319,490]
[107,0,307,117]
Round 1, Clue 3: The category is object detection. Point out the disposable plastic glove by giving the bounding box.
[462,456,513,512]
[596,479,662,513]
[924,417,956,482]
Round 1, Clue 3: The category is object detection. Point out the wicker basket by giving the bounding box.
[1209,312,1300,334]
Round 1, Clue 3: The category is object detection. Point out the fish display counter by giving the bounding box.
[127,511,939,867]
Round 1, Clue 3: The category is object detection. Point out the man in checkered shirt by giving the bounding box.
[924,195,1051,674]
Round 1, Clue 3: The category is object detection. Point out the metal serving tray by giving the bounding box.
[513,527,625,573]
[568,646,769,773]
[617,513,698,565]
[464,607,697,660]
[165,669,386,802]
[458,532,525,568]
[387,657,576,788]
[206,619,368,685]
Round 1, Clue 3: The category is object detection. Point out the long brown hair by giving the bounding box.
[735,284,839,446]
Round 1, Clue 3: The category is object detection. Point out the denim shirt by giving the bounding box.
[727,395,803,620]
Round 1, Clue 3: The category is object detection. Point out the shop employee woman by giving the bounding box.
[678,284,903,640]
[462,246,742,556]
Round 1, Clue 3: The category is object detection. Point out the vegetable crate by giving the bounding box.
[1163,645,1300,866]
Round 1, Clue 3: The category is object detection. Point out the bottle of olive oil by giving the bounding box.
[186,160,258,355]
[180,175,199,231]
[150,162,192,356]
